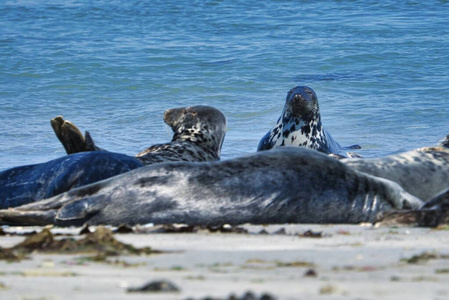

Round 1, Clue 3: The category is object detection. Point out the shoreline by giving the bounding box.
[1,224,449,299]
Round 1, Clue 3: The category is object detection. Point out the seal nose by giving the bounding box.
[163,109,172,123]
[287,91,307,105]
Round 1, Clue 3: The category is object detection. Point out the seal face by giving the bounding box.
[136,105,227,164]
[257,86,360,155]
[0,147,424,227]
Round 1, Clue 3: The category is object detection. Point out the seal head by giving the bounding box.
[136,105,227,163]
[257,86,360,155]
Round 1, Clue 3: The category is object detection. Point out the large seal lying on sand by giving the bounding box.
[0,147,424,227]
[257,86,360,156]
[0,105,227,209]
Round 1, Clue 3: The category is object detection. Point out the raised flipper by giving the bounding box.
[51,116,103,154]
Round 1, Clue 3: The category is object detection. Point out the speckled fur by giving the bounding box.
[343,147,449,201]
[257,86,358,155]
[136,105,226,164]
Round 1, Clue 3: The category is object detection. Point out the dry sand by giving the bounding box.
[1,224,449,300]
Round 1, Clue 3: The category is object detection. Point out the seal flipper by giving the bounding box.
[0,209,57,226]
[257,130,277,151]
[55,195,108,226]
[342,144,362,150]
[51,116,87,154]
[51,116,104,154]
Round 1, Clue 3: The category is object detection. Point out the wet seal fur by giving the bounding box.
[343,146,449,202]
[136,105,226,164]
[257,86,360,155]
[0,147,423,227]
[0,105,227,209]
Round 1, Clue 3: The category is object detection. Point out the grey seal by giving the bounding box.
[0,147,423,227]
[343,146,449,202]
[0,105,227,209]
[51,105,227,164]
[257,86,360,155]
[136,105,227,164]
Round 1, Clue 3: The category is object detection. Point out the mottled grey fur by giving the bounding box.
[136,105,226,164]
[343,147,449,201]
[257,86,360,156]
[0,148,423,227]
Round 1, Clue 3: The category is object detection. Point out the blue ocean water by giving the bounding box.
[1,0,448,171]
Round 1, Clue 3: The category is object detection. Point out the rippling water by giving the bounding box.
[1,0,448,170]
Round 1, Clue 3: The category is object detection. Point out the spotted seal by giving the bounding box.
[51,105,227,164]
[0,105,227,209]
[257,86,360,155]
[343,146,449,202]
[136,105,226,164]
[0,147,423,227]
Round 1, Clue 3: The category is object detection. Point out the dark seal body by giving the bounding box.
[0,148,423,227]
[257,86,360,155]
[0,152,143,209]
[0,105,226,209]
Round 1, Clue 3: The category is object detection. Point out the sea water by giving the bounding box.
[1,0,448,170]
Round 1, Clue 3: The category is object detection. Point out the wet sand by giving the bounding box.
[1,224,449,300]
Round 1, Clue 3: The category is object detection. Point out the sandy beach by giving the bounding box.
[1,224,448,300]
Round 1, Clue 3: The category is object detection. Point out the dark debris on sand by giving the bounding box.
[186,291,277,300]
[134,224,249,234]
[127,279,180,293]
[0,226,160,261]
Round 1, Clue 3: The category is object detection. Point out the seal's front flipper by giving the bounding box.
[0,208,57,226]
[51,116,103,154]
[343,144,362,150]
[55,195,107,226]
